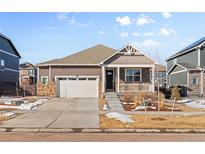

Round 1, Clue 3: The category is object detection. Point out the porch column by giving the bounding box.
[49,66,51,81]
[201,70,204,96]
[37,66,39,82]
[152,66,155,92]
[102,66,105,94]
[117,66,120,93]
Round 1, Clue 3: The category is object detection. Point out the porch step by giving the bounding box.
[105,92,124,112]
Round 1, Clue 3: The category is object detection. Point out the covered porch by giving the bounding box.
[101,64,155,94]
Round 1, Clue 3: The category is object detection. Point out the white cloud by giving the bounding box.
[55,13,91,27]
[141,40,161,47]
[159,27,177,36]
[119,32,129,38]
[162,12,172,19]
[56,13,69,21]
[144,32,155,36]
[136,14,155,25]
[132,32,140,36]
[116,16,132,26]
[98,30,104,35]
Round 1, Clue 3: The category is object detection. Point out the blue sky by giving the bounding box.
[0,12,205,65]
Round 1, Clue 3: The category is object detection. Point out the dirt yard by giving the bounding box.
[100,113,205,129]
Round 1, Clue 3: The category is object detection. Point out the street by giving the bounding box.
[0,132,205,141]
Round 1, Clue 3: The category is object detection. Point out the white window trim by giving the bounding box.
[124,68,142,82]
[41,76,48,84]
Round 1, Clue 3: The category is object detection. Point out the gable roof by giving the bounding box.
[167,62,200,74]
[0,33,21,58]
[101,43,157,65]
[20,62,36,69]
[166,37,205,61]
[37,44,117,66]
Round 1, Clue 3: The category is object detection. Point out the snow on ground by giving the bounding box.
[184,100,205,109]
[168,98,205,109]
[2,112,15,117]
[0,98,48,111]
[134,106,156,111]
[106,112,134,123]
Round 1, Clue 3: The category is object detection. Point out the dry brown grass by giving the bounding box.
[0,115,9,123]
[100,114,205,129]
[98,98,107,111]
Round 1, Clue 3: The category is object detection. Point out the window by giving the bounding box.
[58,77,67,80]
[28,69,34,75]
[68,77,77,80]
[78,77,87,80]
[88,78,97,80]
[125,68,141,82]
[0,59,5,71]
[192,77,198,85]
[41,76,48,85]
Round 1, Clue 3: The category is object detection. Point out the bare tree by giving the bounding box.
[170,86,180,120]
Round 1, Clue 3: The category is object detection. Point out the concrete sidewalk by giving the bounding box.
[0,98,99,129]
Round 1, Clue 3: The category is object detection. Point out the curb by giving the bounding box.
[1,128,205,133]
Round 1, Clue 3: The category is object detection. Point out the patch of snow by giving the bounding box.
[177,98,193,103]
[2,112,15,117]
[134,106,156,111]
[0,99,48,111]
[103,104,111,111]
[106,112,134,123]
[185,100,205,109]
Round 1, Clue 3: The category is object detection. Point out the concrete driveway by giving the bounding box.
[0,98,99,129]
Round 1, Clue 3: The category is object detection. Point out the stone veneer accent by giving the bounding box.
[37,81,56,96]
[188,70,202,96]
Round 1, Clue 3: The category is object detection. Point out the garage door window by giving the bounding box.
[68,77,77,80]
[88,78,97,80]
[78,77,87,80]
[58,77,67,80]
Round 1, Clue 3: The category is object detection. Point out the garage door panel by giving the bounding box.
[58,78,98,98]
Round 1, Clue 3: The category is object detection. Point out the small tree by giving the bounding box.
[170,86,180,120]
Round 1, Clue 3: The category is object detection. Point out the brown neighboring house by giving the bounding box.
[36,43,158,98]
[155,64,166,87]
[19,62,37,86]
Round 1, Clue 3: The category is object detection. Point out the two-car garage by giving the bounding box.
[56,76,99,98]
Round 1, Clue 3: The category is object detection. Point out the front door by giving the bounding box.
[106,70,114,90]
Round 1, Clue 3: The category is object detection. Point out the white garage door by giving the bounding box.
[56,76,99,98]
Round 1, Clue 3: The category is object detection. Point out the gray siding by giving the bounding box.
[177,49,198,66]
[0,36,17,56]
[169,71,187,86]
[0,52,19,70]
[200,48,205,66]
[171,65,185,73]
[167,49,198,71]
[0,35,19,83]
[167,59,174,71]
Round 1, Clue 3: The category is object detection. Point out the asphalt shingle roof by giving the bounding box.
[38,44,117,65]
[167,37,205,61]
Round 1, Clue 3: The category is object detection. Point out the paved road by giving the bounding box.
[0,98,99,128]
[0,132,205,141]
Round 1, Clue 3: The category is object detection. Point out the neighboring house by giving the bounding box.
[36,43,157,98]
[19,62,37,86]
[0,33,21,95]
[155,64,166,87]
[166,37,205,96]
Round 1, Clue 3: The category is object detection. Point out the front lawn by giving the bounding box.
[100,113,205,129]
